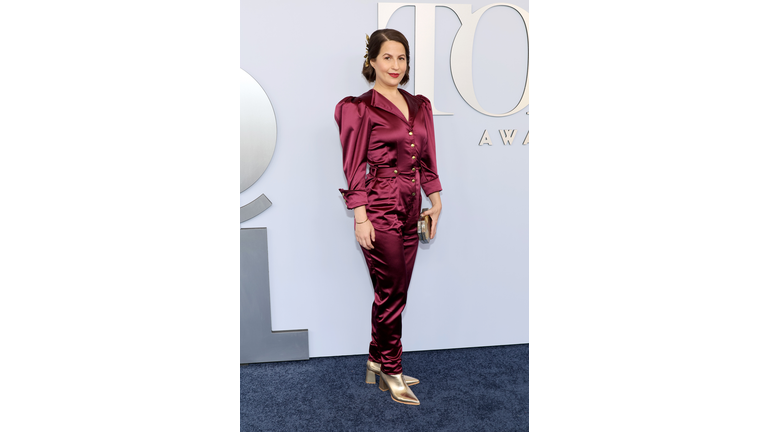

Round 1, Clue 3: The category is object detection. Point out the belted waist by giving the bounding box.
[370,165,419,178]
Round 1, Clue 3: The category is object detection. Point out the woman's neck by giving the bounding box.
[372,83,401,99]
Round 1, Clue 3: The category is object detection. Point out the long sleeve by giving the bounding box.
[417,95,443,196]
[335,97,371,209]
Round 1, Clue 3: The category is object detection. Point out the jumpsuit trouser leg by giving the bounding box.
[361,183,421,376]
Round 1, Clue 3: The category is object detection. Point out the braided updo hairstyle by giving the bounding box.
[362,29,411,86]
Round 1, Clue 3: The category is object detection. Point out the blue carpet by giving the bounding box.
[241,344,528,431]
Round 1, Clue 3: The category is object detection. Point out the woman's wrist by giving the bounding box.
[427,192,442,207]
[353,205,368,224]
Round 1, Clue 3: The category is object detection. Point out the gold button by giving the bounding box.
[412,156,416,159]
[411,179,415,183]
[411,167,416,171]
[412,193,416,196]
[408,131,413,136]
[411,144,415,147]
[393,170,398,174]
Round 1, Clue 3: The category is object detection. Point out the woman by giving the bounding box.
[335,28,443,406]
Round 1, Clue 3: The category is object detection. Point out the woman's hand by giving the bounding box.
[355,220,376,250]
[354,206,375,250]
[423,192,442,239]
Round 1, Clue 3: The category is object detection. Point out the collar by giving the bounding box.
[368,88,419,125]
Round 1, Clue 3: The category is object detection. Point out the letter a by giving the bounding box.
[478,129,493,146]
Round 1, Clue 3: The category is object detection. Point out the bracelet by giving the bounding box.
[356,218,369,224]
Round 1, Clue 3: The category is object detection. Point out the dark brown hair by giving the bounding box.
[362,29,410,85]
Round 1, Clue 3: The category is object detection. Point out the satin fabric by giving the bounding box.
[335,89,442,375]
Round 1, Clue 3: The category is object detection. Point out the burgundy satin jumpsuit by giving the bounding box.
[336,88,442,375]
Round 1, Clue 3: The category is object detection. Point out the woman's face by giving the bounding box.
[370,40,407,88]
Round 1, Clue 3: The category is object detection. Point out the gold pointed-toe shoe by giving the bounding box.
[365,360,420,386]
[378,372,420,405]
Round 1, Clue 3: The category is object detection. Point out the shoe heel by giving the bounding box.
[378,375,388,391]
[365,368,377,384]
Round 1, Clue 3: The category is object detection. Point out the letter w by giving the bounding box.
[499,129,517,145]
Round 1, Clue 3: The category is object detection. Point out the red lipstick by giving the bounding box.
[389,73,400,78]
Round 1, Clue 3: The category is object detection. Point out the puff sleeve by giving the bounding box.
[335,97,371,209]
[417,95,443,196]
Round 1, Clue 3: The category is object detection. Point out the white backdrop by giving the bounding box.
[240,0,529,357]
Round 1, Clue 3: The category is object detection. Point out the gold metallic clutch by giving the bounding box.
[418,208,431,244]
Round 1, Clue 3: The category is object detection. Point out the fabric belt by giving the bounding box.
[370,165,419,178]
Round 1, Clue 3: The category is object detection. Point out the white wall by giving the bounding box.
[240,0,529,357]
